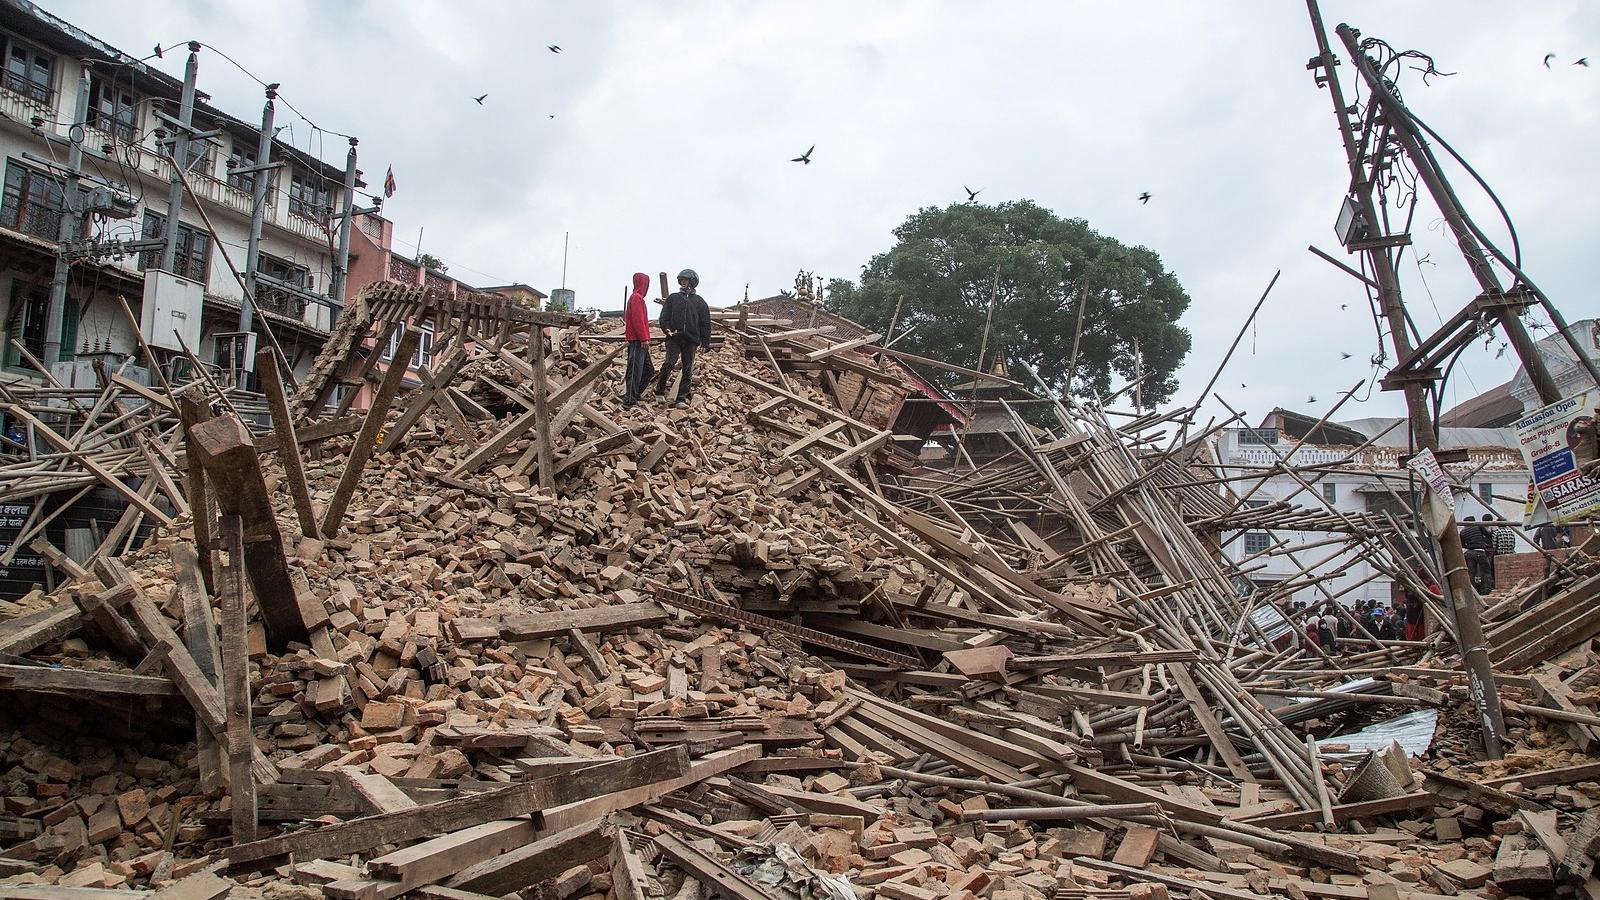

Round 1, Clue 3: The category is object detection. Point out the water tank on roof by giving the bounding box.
[549,288,574,312]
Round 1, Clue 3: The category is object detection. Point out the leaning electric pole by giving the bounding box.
[1301,2,1590,759]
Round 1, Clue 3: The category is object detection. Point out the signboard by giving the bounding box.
[0,500,44,592]
[1513,391,1600,525]
[1405,448,1455,537]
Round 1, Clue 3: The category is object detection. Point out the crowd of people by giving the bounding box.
[1289,589,1429,655]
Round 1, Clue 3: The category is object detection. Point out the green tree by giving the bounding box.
[825,200,1191,405]
[417,253,448,273]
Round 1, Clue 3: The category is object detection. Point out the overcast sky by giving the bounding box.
[53,0,1600,425]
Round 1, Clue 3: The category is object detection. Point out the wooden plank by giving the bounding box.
[186,415,307,648]
[253,414,364,453]
[447,820,609,896]
[255,347,318,540]
[321,326,422,537]
[651,831,769,900]
[219,516,256,843]
[0,602,84,656]
[0,663,177,696]
[1166,662,1254,782]
[1242,792,1438,828]
[498,602,668,640]
[530,326,553,490]
[325,819,543,900]
[536,744,761,833]
[172,541,223,796]
[805,333,881,361]
[224,746,688,872]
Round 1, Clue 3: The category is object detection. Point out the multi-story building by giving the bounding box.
[1213,408,1533,606]
[0,1,357,390]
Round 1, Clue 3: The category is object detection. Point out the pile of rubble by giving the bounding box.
[0,283,1597,900]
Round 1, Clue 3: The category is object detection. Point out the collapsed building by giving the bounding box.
[0,282,1594,900]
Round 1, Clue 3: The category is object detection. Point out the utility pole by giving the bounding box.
[158,42,201,273]
[240,84,278,337]
[1305,1,1506,756]
[330,137,359,318]
[41,65,91,368]
[1333,25,1565,406]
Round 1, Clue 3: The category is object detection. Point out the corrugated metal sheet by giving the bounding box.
[1320,708,1440,759]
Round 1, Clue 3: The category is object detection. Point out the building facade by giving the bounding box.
[1213,410,1533,607]
[0,1,355,392]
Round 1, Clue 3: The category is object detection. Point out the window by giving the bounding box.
[1239,428,1278,446]
[258,253,309,289]
[2,283,77,366]
[1,159,66,240]
[88,74,137,143]
[137,212,211,284]
[1322,482,1337,504]
[227,140,261,193]
[181,136,214,177]
[382,321,434,370]
[2,35,54,104]
[288,168,329,221]
[1243,532,1272,555]
[1478,483,1495,507]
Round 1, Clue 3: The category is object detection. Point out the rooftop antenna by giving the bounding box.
[414,225,424,265]
[561,231,569,289]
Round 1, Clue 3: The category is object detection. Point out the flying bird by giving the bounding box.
[548,114,555,119]
[1340,352,1352,359]
[1545,53,1556,68]
[548,45,562,54]
[1138,192,1152,204]
[791,145,814,165]
[1340,303,1348,310]
[1578,58,1591,67]
[964,186,982,202]
[474,93,487,105]
[1307,395,1317,404]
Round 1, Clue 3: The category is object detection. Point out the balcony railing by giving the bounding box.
[254,286,308,320]
[388,257,420,283]
[0,82,53,127]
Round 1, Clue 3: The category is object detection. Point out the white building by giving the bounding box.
[1213,408,1532,608]
[0,1,356,390]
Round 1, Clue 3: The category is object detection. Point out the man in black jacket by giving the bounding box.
[656,268,713,406]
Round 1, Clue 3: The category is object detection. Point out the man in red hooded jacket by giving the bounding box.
[622,272,655,408]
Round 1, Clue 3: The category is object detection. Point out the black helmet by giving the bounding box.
[677,268,699,288]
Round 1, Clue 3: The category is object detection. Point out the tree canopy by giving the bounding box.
[824,200,1192,405]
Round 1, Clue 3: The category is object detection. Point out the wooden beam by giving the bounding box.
[447,820,609,896]
[497,602,669,641]
[172,541,224,796]
[256,348,318,540]
[0,663,177,696]
[224,746,688,872]
[0,602,83,656]
[186,415,307,648]
[219,516,256,843]
[321,326,422,537]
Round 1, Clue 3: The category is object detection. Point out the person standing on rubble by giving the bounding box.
[622,272,655,408]
[656,268,713,407]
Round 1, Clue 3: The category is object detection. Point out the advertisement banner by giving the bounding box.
[1512,391,1600,525]
[1405,448,1455,537]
